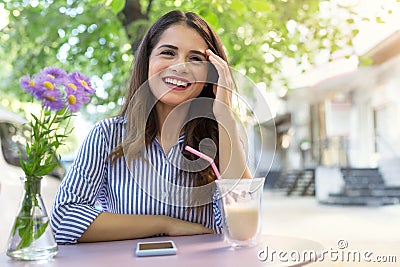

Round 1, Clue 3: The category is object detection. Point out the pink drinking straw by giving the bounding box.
[185,145,235,203]
[184,145,221,179]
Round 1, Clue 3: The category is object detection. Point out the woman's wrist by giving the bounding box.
[214,110,235,125]
[156,215,169,234]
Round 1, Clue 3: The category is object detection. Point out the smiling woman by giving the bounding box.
[50,10,251,245]
[148,24,209,114]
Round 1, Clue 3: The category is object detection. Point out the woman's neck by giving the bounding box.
[155,102,189,153]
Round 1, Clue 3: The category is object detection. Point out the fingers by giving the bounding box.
[206,49,233,118]
[204,227,215,234]
[166,217,214,236]
[206,49,231,89]
[206,49,228,67]
[186,222,214,235]
[192,224,214,235]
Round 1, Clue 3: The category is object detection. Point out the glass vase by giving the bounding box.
[6,176,58,261]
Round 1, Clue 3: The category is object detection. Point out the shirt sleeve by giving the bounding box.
[212,189,223,233]
[50,122,109,244]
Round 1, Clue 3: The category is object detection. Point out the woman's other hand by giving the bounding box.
[163,216,214,236]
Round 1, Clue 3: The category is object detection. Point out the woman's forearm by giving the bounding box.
[78,213,166,242]
[78,212,213,243]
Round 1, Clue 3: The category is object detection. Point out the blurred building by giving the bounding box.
[255,31,400,205]
[266,30,400,205]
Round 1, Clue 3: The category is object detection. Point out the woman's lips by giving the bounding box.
[162,76,192,91]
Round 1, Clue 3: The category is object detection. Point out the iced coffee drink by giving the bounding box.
[225,201,259,241]
[215,177,265,247]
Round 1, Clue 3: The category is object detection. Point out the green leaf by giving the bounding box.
[16,216,34,250]
[250,1,271,12]
[111,0,125,14]
[31,113,40,124]
[34,163,57,176]
[230,0,247,15]
[43,115,51,124]
[199,9,219,27]
[14,215,50,250]
[35,220,49,239]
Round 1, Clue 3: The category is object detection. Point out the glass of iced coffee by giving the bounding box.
[215,177,265,247]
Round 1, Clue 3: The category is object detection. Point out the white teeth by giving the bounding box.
[165,77,188,87]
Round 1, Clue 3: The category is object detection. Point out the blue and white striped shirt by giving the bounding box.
[50,116,223,244]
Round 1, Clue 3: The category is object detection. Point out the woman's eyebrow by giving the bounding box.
[157,44,178,50]
[157,44,206,58]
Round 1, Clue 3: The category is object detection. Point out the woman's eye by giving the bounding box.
[190,56,205,62]
[160,50,175,56]
[190,56,202,62]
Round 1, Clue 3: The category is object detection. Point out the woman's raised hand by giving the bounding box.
[206,49,233,120]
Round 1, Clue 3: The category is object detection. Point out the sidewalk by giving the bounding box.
[262,191,400,266]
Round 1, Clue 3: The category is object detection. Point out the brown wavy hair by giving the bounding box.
[109,10,228,196]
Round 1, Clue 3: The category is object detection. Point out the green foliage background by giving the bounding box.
[1,0,382,121]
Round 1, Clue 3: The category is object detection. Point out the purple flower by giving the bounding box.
[35,71,58,88]
[20,75,35,94]
[20,74,46,100]
[40,67,68,84]
[18,66,96,181]
[31,74,59,103]
[20,67,95,113]
[68,72,95,95]
[65,85,85,112]
[42,89,64,111]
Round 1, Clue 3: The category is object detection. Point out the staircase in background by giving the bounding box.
[321,168,400,205]
[265,169,315,196]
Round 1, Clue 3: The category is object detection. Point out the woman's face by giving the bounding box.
[148,24,209,110]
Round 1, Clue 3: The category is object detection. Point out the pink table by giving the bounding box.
[0,234,324,267]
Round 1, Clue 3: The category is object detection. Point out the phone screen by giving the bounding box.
[138,242,174,250]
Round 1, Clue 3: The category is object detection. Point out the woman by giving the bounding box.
[50,10,251,244]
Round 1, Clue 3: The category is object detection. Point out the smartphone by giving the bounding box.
[135,240,177,257]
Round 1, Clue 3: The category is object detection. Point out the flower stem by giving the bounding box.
[14,177,44,250]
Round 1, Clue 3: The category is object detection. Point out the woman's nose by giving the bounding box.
[171,57,189,73]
